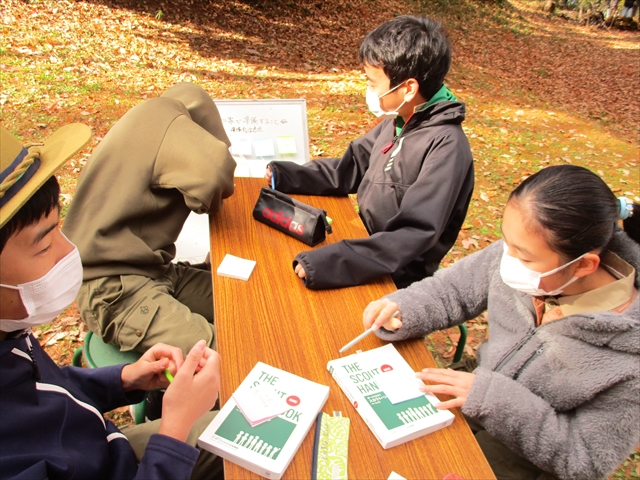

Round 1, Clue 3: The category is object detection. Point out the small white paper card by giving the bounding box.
[253,138,275,157]
[248,159,270,178]
[388,472,407,480]
[233,382,289,425]
[233,161,250,178]
[376,373,425,405]
[216,254,256,281]
[230,137,252,156]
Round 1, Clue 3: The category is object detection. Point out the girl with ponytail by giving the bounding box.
[363,165,639,480]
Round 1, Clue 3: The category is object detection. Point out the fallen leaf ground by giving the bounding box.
[1,0,638,477]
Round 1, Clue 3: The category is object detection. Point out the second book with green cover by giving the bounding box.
[327,344,455,449]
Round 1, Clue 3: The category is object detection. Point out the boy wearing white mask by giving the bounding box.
[0,126,222,480]
[265,16,474,290]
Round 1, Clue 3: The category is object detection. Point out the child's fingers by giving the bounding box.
[178,340,207,378]
[194,350,221,384]
[201,349,220,372]
[419,383,459,396]
[433,398,463,410]
[419,369,475,393]
[146,343,185,371]
[373,304,400,330]
[386,317,403,330]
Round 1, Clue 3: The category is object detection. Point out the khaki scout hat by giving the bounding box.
[0,124,91,228]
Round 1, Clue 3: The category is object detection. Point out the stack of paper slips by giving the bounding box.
[233,382,290,427]
[216,254,257,281]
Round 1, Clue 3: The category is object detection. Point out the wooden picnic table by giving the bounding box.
[209,177,495,479]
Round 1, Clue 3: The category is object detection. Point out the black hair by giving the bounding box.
[507,165,638,261]
[623,203,640,244]
[0,176,60,253]
[359,16,451,100]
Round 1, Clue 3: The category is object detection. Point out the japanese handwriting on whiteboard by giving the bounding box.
[225,115,289,134]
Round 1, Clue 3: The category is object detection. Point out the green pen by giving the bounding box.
[164,369,174,383]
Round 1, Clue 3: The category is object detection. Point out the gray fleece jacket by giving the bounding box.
[377,230,640,480]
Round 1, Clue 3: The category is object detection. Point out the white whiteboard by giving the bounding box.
[174,211,209,264]
[214,99,310,178]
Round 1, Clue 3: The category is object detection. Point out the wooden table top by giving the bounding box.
[209,177,494,480]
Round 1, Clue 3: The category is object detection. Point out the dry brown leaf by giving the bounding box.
[442,346,456,359]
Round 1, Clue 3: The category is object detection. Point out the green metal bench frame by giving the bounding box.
[453,324,468,364]
[72,330,146,424]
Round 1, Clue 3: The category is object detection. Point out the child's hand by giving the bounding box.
[416,368,475,409]
[265,166,273,185]
[158,340,221,442]
[120,343,184,392]
[363,299,402,331]
[294,263,306,279]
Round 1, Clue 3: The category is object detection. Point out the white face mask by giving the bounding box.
[0,246,83,332]
[366,82,407,117]
[499,242,586,296]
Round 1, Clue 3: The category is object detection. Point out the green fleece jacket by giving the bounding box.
[62,83,236,280]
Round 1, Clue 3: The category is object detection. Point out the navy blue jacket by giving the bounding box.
[270,101,474,289]
[0,332,199,480]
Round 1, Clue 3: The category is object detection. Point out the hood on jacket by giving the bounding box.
[402,101,466,134]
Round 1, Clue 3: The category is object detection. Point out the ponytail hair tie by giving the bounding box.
[618,197,633,220]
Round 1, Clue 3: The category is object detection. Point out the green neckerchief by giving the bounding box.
[395,84,457,136]
[425,84,457,107]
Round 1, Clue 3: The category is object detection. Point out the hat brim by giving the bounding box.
[0,123,91,228]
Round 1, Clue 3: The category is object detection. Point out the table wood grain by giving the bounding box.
[209,177,495,480]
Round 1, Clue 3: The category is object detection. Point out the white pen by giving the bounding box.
[339,310,399,353]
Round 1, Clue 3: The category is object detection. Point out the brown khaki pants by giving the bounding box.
[77,262,215,356]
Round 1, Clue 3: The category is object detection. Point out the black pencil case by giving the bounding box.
[252,187,332,246]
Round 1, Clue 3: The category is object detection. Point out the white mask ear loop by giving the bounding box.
[538,252,588,279]
[382,82,408,115]
[366,81,410,118]
[378,82,404,99]
[500,241,588,296]
[391,99,407,116]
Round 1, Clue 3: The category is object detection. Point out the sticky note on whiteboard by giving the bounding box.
[276,136,297,155]
[230,137,252,156]
[253,138,275,157]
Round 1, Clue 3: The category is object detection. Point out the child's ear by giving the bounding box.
[404,78,421,102]
[573,253,601,278]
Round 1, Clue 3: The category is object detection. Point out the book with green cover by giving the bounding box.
[327,344,455,449]
[198,362,330,479]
